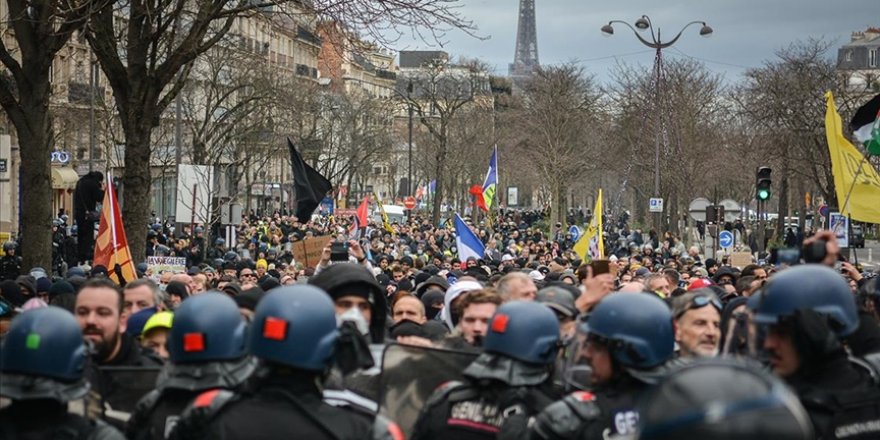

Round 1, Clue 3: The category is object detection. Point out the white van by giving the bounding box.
[372,205,406,225]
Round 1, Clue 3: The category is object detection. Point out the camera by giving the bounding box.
[770,239,827,266]
[330,242,349,262]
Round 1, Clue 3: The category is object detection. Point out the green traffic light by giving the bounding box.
[758,189,770,200]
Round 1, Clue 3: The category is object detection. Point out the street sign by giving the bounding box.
[818,204,829,217]
[568,225,581,242]
[649,198,664,213]
[0,158,6,173]
[404,196,416,210]
[719,230,734,248]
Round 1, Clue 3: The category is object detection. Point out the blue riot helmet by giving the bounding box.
[583,293,674,370]
[224,251,239,262]
[639,359,813,440]
[749,265,858,337]
[462,300,561,388]
[160,292,255,391]
[215,238,226,247]
[0,307,89,401]
[151,223,163,232]
[168,293,247,363]
[248,285,338,371]
[483,300,561,365]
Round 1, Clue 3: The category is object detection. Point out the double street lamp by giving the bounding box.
[601,15,712,230]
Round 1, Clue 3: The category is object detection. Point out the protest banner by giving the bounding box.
[292,236,333,268]
[146,256,187,274]
[729,252,753,269]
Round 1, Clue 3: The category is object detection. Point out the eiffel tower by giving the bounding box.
[509,0,539,78]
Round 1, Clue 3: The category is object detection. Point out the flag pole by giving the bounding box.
[108,172,118,252]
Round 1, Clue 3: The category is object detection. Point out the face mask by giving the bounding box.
[338,307,369,336]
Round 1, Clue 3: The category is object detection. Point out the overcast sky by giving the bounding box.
[391,0,878,84]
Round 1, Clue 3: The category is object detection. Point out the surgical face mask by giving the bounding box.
[338,307,369,336]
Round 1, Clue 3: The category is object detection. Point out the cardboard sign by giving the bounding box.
[146,256,187,274]
[729,252,753,269]
[292,236,332,268]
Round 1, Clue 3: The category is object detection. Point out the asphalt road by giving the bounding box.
[849,239,880,270]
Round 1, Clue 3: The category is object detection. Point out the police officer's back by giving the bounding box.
[0,241,21,281]
[170,285,390,440]
[0,307,125,440]
[749,265,880,440]
[411,300,563,440]
[126,293,256,440]
[530,293,676,440]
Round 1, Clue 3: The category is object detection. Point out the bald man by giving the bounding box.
[393,295,427,324]
[496,272,538,302]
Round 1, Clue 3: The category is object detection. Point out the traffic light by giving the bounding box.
[756,167,772,201]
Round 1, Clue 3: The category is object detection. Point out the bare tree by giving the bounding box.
[734,39,859,232]
[85,0,476,260]
[509,64,604,226]
[398,56,491,224]
[0,0,102,267]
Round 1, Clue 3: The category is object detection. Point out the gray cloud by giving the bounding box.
[392,0,878,83]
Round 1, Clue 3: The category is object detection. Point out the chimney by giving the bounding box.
[864,27,880,41]
[852,31,865,42]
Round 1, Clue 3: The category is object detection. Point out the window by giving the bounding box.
[845,50,853,62]
[870,49,877,68]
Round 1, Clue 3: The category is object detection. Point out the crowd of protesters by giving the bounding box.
[2,206,880,440]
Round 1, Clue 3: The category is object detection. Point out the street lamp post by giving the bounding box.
[407,81,414,199]
[601,15,712,231]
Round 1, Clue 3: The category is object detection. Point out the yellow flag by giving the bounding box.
[373,193,396,235]
[573,189,604,262]
[825,92,880,223]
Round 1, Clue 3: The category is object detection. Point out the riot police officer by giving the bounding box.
[0,307,125,439]
[126,292,256,440]
[411,300,563,440]
[529,292,676,440]
[1,240,22,281]
[170,285,401,440]
[638,358,814,440]
[749,264,880,439]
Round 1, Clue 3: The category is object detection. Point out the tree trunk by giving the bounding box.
[431,135,446,225]
[18,120,54,271]
[119,123,154,263]
[7,71,54,271]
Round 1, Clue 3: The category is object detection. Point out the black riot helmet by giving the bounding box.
[638,358,813,440]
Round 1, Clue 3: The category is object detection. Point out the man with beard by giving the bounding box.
[75,278,162,367]
[440,289,503,352]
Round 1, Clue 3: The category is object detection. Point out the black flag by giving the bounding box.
[288,138,332,223]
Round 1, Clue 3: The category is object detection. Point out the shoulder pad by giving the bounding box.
[89,419,127,440]
[169,389,237,440]
[323,388,379,415]
[125,389,162,438]
[532,393,601,440]
[858,353,880,385]
[424,380,466,408]
[372,414,405,440]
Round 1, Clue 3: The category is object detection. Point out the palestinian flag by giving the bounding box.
[850,94,880,156]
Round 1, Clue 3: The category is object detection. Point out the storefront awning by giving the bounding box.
[52,167,80,189]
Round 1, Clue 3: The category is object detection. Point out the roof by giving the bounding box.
[399,51,449,69]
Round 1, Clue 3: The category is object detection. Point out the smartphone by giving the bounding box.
[590,260,611,276]
[776,248,800,265]
[330,242,349,262]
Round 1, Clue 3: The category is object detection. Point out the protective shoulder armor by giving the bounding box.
[89,418,127,440]
[168,389,238,440]
[372,413,405,440]
[532,392,601,440]
[125,389,162,439]
[323,388,379,415]
[858,353,880,385]
[425,380,469,408]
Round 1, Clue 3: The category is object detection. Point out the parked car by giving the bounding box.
[851,224,865,248]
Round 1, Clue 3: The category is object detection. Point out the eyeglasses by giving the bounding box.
[241,273,256,278]
[676,295,722,319]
